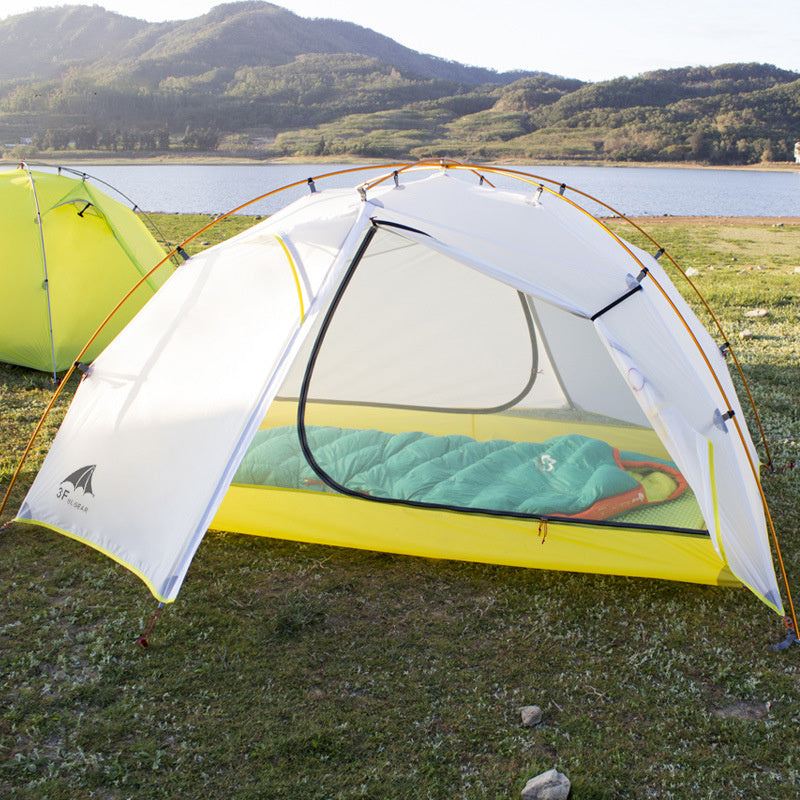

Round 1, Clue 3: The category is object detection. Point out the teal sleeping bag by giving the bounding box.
[233,426,687,520]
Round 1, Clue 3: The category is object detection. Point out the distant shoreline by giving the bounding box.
[618,215,800,225]
[2,153,798,173]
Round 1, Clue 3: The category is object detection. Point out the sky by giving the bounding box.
[2,0,799,82]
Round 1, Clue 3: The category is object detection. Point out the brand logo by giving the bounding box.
[537,454,557,473]
[56,465,96,512]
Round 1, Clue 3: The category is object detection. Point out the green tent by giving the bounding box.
[0,165,173,377]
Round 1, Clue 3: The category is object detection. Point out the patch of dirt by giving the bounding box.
[711,701,770,720]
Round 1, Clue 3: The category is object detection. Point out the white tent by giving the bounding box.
[11,164,788,619]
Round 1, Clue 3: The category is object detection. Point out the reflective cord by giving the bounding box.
[136,602,165,647]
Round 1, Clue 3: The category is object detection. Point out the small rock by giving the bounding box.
[793,267,800,275]
[685,267,700,277]
[200,240,212,246]
[744,308,769,318]
[739,329,753,340]
[521,768,571,800]
[520,705,543,727]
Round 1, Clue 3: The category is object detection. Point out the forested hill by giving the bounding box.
[1,2,799,165]
[0,2,529,85]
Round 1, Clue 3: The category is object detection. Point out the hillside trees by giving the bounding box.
[1,7,798,163]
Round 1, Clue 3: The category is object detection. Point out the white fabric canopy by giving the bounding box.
[16,170,783,611]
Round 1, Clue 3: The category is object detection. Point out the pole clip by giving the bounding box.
[712,408,735,433]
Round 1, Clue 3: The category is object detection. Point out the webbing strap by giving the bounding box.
[591,284,642,322]
[591,269,648,322]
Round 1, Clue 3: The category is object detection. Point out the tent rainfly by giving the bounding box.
[8,163,796,636]
[0,164,173,378]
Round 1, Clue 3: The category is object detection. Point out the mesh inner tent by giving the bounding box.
[237,224,705,530]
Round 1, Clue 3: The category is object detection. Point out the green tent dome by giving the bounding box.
[0,166,173,375]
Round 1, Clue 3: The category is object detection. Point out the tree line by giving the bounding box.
[2,59,798,164]
[24,125,220,153]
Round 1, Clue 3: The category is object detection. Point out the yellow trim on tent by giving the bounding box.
[11,518,173,604]
[271,234,305,322]
[211,400,736,590]
[213,485,740,588]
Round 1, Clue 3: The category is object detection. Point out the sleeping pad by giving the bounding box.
[232,426,687,520]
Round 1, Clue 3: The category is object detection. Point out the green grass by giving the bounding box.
[2,217,800,799]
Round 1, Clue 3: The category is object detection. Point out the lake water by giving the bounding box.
[7,162,800,217]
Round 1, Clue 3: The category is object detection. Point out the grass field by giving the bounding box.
[1,214,799,799]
